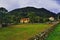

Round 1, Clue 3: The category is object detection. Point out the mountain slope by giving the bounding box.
[9,7,56,18]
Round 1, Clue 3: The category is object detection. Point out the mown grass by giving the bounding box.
[0,23,52,40]
[45,23,60,40]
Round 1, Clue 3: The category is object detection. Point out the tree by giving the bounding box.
[57,13,60,20]
[0,7,8,27]
[35,16,40,23]
[27,12,36,23]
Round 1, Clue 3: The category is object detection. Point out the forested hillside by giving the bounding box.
[0,7,57,27]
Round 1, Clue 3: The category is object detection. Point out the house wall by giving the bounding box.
[20,18,30,23]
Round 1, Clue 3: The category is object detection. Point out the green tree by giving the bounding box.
[27,12,36,23]
[35,16,40,23]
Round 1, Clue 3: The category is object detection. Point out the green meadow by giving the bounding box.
[0,23,52,40]
[45,23,60,40]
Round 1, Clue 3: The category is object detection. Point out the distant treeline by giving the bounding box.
[0,7,60,25]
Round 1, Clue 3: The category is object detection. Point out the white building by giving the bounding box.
[49,17,55,21]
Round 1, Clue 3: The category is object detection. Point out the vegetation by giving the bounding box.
[9,7,57,23]
[57,13,60,20]
[0,7,57,27]
[45,23,60,40]
[0,23,52,40]
[0,7,60,40]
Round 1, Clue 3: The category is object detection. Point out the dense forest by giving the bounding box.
[0,7,59,27]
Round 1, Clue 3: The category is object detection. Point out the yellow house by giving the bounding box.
[20,18,30,23]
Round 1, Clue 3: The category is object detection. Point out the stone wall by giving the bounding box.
[28,21,59,40]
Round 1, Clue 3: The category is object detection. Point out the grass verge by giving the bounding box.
[0,23,52,40]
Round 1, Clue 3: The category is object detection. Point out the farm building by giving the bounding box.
[49,17,55,21]
[20,18,30,23]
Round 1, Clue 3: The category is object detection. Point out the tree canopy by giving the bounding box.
[0,7,57,27]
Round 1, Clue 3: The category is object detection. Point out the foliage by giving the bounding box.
[46,24,60,40]
[0,7,57,26]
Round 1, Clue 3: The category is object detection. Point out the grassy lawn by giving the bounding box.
[0,23,52,40]
[45,23,60,40]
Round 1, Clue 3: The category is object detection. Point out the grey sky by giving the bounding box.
[0,0,60,13]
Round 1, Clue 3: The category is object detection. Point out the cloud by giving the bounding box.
[0,0,60,13]
[0,0,19,11]
[18,0,58,8]
[18,0,60,13]
[54,0,60,4]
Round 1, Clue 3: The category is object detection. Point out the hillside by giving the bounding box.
[0,7,57,25]
[9,7,56,18]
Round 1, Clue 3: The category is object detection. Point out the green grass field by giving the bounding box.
[45,23,60,40]
[0,23,52,40]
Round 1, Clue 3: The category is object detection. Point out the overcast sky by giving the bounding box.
[0,0,60,13]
